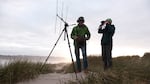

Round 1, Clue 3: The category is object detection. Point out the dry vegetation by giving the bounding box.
[0,52,150,84]
[64,52,150,84]
[0,61,56,84]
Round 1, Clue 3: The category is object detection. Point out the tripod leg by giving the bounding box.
[65,28,78,79]
[40,28,65,71]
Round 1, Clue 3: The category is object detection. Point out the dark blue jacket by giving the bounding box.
[98,24,115,45]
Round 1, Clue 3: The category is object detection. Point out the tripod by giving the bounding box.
[40,14,77,79]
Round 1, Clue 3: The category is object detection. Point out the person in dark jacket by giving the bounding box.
[98,18,115,70]
[71,16,91,73]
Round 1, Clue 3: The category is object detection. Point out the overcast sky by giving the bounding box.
[0,0,150,61]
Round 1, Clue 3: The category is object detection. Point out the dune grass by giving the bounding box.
[1,53,150,84]
[0,60,55,84]
[64,52,150,84]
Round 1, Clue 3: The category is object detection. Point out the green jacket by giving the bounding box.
[71,24,91,46]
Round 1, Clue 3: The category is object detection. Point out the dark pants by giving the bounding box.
[102,45,112,70]
[75,44,88,72]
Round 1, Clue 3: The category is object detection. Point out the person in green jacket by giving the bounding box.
[71,16,91,73]
[98,18,115,70]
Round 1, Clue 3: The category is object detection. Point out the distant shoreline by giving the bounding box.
[0,55,69,65]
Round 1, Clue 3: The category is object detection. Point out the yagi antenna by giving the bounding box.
[54,0,58,33]
[55,0,72,34]
[58,1,64,34]
[54,0,64,33]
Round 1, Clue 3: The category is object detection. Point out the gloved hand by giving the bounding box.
[76,36,86,45]
[72,36,78,40]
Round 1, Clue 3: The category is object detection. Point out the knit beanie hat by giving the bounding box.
[106,18,112,23]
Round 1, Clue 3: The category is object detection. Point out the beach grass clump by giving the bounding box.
[0,60,55,84]
[65,53,150,84]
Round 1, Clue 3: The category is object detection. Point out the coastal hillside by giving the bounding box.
[0,52,150,84]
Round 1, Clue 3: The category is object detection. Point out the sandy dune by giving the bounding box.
[18,72,86,84]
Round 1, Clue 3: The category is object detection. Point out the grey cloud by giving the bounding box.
[0,0,150,56]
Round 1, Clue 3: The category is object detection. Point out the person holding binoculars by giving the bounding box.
[98,18,115,70]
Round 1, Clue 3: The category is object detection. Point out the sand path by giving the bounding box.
[18,72,86,84]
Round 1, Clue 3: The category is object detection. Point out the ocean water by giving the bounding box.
[0,55,68,66]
